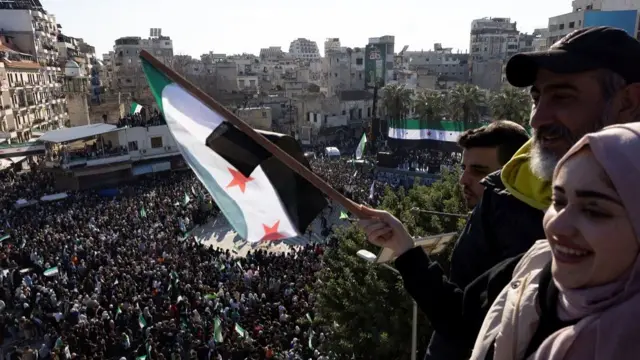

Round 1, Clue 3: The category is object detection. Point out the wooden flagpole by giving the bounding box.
[139,50,365,218]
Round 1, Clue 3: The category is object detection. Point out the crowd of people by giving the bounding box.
[0,127,457,360]
[0,169,336,360]
[117,111,166,129]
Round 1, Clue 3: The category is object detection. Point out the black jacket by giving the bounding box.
[423,170,546,360]
[449,170,546,288]
[396,248,573,360]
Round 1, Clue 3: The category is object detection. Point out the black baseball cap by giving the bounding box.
[506,26,640,87]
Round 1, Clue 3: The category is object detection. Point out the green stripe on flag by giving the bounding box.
[140,56,249,240]
[389,119,485,131]
[235,323,247,338]
[130,102,143,114]
[43,266,58,277]
[141,59,171,113]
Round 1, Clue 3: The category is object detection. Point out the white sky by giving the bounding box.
[43,0,572,57]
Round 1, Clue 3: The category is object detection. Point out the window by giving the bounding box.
[150,136,163,148]
[261,111,267,118]
[569,21,575,28]
[356,58,363,65]
[358,109,362,119]
[128,141,138,151]
[559,23,565,30]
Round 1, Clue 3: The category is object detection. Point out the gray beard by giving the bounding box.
[529,140,560,181]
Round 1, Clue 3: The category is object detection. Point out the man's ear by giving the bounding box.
[615,83,640,124]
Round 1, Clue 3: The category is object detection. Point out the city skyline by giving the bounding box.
[43,0,570,57]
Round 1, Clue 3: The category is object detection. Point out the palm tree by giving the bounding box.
[414,90,446,128]
[489,87,532,126]
[381,83,413,121]
[447,84,485,126]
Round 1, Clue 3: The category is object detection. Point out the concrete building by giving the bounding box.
[236,107,272,130]
[324,38,342,56]
[288,38,320,60]
[0,2,69,139]
[365,35,395,88]
[469,17,539,90]
[470,17,521,62]
[0,39,67,142]
[404,44,470,82]
[547,2,640,46]
[259,46,286,61]
[325,47,365,96]
[113,29,173,94]
[101,52,115,89]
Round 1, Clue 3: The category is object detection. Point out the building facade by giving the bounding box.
[113,29,173,94]
[365,35,395,88]
[324,38,342,56]
[288,38,320,59]
[403,45,470,82]
[0,3,68,140]
[325,47,365,96]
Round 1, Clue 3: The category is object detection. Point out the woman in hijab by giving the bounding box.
[359,123,640,359]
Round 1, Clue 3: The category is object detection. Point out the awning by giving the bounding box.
[39,124,119,143]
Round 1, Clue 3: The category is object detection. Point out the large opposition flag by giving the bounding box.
[140,55,326,243]
[388,119,474,142]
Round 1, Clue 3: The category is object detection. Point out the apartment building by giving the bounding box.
[113,29,173,93]
[404,44,470,82]
[547,0,640,46]
[289,38,320,60]
[0,2,68,140]
[325,47,365,96]
[0,41,66,141]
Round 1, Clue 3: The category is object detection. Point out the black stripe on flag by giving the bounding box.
[205,123,327,233]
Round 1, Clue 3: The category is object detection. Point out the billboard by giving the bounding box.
[584,10,638,37]
[365,43,386,88]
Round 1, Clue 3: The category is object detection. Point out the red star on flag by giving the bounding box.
[261,220,286,241]
[226,168,254,193]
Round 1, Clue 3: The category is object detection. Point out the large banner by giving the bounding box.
[365,44,386,88]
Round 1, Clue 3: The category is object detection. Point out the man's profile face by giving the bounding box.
[528,69,611,180]
[459,147,501,208]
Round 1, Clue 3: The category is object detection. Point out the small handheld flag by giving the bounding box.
[355,133,367,160]
[130,101,143,115]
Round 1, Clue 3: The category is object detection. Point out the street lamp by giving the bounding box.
[356,249,418,360]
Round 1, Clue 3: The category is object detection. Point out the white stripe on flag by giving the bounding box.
[160,83,298,242]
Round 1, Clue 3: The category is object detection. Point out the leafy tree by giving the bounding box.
[381,83,413,121]
[489,87,532,126]
[414,90,447,132]
[315,169,467,359]
[448,84,485,126]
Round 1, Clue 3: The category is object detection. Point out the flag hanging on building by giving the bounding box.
[131,101,143,115]
[388,119,478,142]
[355,133,367,159]
[140,54,327,243]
